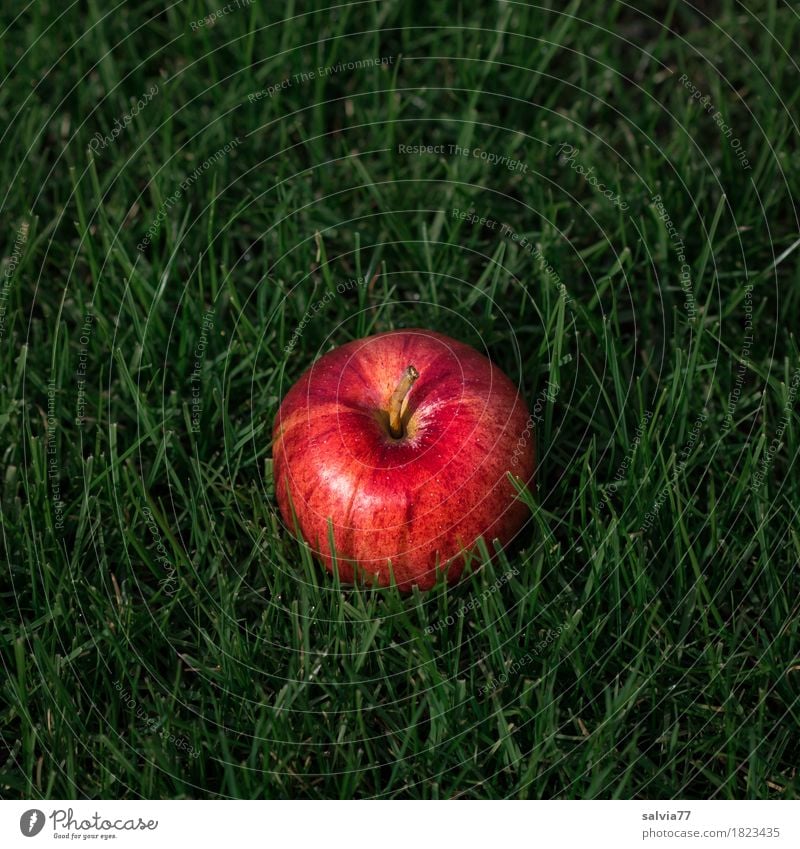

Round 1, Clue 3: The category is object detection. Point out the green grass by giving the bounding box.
[1,0,799,799]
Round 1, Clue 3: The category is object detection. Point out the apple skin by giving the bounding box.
[272,329,535,591]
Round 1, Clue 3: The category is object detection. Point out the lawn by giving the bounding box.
[1,0,799,799]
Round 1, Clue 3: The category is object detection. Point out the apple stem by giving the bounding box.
[388,365,419,438]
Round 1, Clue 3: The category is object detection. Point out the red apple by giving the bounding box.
[272,329,535,590]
